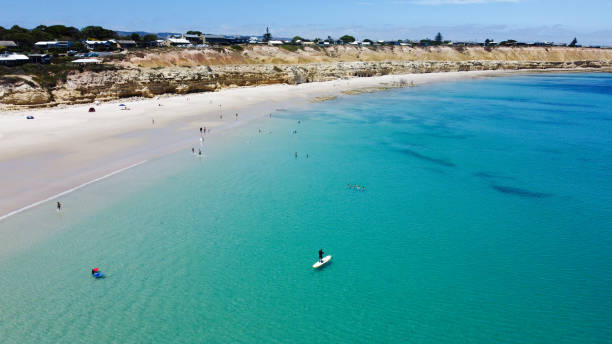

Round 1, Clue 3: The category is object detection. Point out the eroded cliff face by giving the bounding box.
[1,53,611,109]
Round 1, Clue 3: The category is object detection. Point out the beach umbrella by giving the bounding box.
[119,104,126,107]
[92,268,99,272]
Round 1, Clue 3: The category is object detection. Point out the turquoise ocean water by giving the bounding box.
[1,73,611,343]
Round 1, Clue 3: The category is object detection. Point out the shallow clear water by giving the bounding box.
[1,73,611,343]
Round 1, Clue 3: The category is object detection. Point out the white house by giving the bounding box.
[0,52,29,66]
[267,40,283,45]
[35,41,73,49]
[164,37,191,47]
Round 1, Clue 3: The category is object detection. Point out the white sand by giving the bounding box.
[0,70,515,218]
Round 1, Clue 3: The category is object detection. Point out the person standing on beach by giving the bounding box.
[192,147,195,154]
[200,127,203,135]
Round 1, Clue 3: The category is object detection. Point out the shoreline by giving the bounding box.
[0,68,602,220]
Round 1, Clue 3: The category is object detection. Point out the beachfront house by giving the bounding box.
[34,41,73,49]
[184,34,204,45]
[28,53,52,64]
[202,34,233,45]
[115,40,138,49]
[268,40,283,45]
[84,40,112,50]
[248,37,259,44]
[0,40,18,52]
[163,37,191,47]
[0,52,29,66]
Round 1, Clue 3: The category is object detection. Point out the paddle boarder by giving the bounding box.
[318,249,324,263]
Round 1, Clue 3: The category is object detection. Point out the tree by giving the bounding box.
[340,35,356,43]
[262,27,272,42]
[435,32,443,44]
[291,36,305,43]
[186,30,202,35]
[569,37,578,47]
[326,35,333,42]
[484,38,493,46]
[131,33,141,41]
[363,39,373,43]
[81,26,116,40]
[143,34,158,42]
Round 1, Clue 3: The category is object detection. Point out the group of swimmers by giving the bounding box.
[347,184,367,191]
[191,147,203,156]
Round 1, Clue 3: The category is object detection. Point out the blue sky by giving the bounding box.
[3,0,612,44]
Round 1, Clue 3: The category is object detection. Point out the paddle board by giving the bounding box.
[313,255,332,269]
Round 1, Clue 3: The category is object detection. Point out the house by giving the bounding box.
[248,37,259,44]
[28,53,52,64]
[115,40,137,49]
[230,36,250,44]
[268,40,283,45]
[164,37,191,47]
[202,34,233,45]
[0,41,18,49]
[84,40,112,49]
[184,34,204,45]
[0,52,29,66]
[35,41,73,49]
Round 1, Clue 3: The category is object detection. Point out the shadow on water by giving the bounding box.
[491,185,551,199]
[474,172,516,180]
[401,148,455,167]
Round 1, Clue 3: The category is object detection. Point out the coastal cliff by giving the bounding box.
[1,46,611,108]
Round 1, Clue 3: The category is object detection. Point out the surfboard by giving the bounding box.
[313,255,332,269]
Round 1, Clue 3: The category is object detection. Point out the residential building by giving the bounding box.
[0,52,29,66]
[84,40,112,49]
[28,54,52,64]
[35,41,73,49]
[185,34,204,45]
[202,34,233,45]
[115,40,138,49]
[0,40,18,49]
[164,37,191,47]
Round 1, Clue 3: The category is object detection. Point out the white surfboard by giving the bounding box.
[313,255,332,269]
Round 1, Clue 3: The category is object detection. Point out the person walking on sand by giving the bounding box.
[235,113,238,120]
[200,127,203,135]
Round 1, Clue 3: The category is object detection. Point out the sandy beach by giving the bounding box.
[0,69,532,218]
